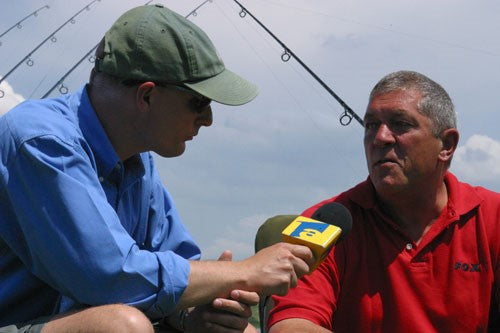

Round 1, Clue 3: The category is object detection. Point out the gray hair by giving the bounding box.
[369,70,456,136]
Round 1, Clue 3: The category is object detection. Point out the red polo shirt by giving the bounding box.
[268,173,500,332]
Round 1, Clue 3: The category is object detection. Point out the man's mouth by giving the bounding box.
[188,132,198,140]
[375,158,398,166]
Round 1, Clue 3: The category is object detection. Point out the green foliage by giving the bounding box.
[250,304,260,329]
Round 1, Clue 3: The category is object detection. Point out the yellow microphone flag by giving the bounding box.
[282,216,342,270]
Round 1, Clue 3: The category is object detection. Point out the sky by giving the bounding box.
[1,0,499,260]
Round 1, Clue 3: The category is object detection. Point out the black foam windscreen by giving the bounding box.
[310,202,353,241]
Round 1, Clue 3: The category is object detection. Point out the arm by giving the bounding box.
[269,318,331,333]
[176,242,314,309]
[163,251,260,333]
[4,130,312,318]
[3,136,196,317]
[266,242,343,332]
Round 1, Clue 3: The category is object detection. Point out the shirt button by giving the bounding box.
[98,176,104,182]
[406,243,413,251]
[115,164,121,170]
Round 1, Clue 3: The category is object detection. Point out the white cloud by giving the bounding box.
[452,135,500,187]
[0,79,25,115]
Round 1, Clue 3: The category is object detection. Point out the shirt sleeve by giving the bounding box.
[493,218,500,328]
[268,244,344,330]
[143,158,200,260]
[267,198,347,330]
[3,134,196,318]
[494,261,500,328]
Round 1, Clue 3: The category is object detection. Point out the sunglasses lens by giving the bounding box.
[160,84,212,112]
[195,97,211,110]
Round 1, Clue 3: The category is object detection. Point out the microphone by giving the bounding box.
[255,203,352,333]
[281,202,352,270]
[255,202,352,270]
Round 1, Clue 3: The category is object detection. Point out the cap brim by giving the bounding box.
[184,69,258,106]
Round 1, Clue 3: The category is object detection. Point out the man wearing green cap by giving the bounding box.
[0,4,314,333]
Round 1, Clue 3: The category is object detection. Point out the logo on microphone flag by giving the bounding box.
[282,216,342,270]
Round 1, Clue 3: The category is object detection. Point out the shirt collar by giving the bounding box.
[346,177,377,209]
[347,172,482,219]
[443,171,482,217]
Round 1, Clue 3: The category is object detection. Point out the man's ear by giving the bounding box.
[438,128,459,163]
[136,82,155,112]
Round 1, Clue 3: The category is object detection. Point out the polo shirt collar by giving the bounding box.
[347,172,482,219]
[347,177,377,210]
[444,172,482,217]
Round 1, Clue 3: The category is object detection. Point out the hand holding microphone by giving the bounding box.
[281,202,353,271]
[253,202,353,292]
[254,202,352,332]
[240,241,315,296]
[178,203,351,316]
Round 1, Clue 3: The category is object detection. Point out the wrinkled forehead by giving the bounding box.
[366,89,422,113]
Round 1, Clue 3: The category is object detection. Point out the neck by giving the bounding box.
[377,176,448,244]
[88,84,142,161]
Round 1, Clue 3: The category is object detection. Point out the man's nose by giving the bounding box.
[373,124,395,146]
[197,106,213,127]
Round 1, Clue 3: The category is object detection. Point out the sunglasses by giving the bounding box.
[121,79,211,113]
[164,84,212,112]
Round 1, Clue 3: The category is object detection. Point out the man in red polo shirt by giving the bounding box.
[268,70,500,332]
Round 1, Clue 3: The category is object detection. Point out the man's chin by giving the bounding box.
[372,176,410,197]
[155,144,186,158]
[371,174,405,190]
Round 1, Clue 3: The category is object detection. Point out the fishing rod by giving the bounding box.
[186,0,213,18]
[0,0,102,98]
[232,0,363,127]
[42,46,96,98]
[0,5,50,46]
[43,0,156,98]
[43,0,214,98]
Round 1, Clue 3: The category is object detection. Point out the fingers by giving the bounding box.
[242,242,314,296]
[287,243,315,272]
[212,290,259,318]
[289,269,298,289]
[229,290,259,306]
[217,250,233,262]
[212,298,252,318]
[268,243,314,279]
[186,304,251,333]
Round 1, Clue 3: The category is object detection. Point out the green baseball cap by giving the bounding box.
[97,4,258,106]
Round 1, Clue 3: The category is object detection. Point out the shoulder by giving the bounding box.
[1,93,80,147]
[449,173,500,213]
[449,174,500,243]
[473,185,500,230]
[471,184,500,202]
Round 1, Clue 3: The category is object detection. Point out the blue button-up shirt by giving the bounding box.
[0,86,201,326]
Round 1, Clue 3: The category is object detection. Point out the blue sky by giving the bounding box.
[1,0,499,260]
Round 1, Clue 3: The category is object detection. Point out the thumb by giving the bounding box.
[217,250,233,261]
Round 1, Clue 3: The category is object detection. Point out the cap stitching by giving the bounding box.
[133,7,153,78]
[183,30,198,77]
